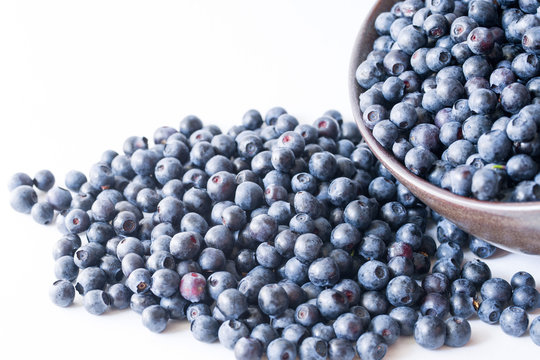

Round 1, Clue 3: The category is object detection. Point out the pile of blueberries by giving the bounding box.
[8,106,540,359]
[356,0,540,202]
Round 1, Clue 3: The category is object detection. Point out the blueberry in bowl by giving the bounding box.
[349,0,540,254]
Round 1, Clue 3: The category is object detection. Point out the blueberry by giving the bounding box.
[507,154,538,182]
[152,125,177,145]
[7,172,33,191]
[242,306,267,331]
[298,337,327,360]
[189,129,213,146]
[500,306,529,337]
[90,197,117,222]
[251,323,278,351]
[378,202,406,231]
[235,181,264,211]
[372,120,399,150]
[461,259,492,287]
[470,0,499,26]
[116,237,145,260]
[437,241,464,265]
[258,284,288,316]
[266,338,296,360]
[49,280,76,307]
[294,303,320,328]
[420,292,450,318]
[61,170,86,192]
[33,169,55,191]
[477,130,513,163]
[125,267,152,295]
[375,11,396,35]
[501,82,532,114]
[355,332,387,360]
[397,25,427,55]
[317,289,349,320]
[183,187,211,214]
[234,337,263,360]
[511,271,536,289]
[423,13,449,39]
[470,167,502,201]
[388,241,413,260]
[480,278,513,304]
[522,26,540,55]
[190,315,219,343]
[530,316,540,346]
[308,151,337,181]
[82,289,111,315]
[97,254,122,284]
[283,257,308,284]
[469,88,498,115]
[512,180,540,201]
[273,114,299,135]
[389,306,419,336]
[53,255,79,282]
[414,315,447,349]
[73,243,103,269]
[411,48,431,75]
[478,297,504,324]
[29,201,54,225]
[368,315,400,346]
[141,305,169,333]
[238,109,263,131]
[154,157,183,185]
[358,260,390,291]
[308,257,340,287]
[179,114,203,136]
[356,60,386,89]
[10,185,38,214]
[436,80,464,108]
[449,291,477,319]
[392,138,414,161]
[385,50,412,77]
[512,53,540,81]
[328,338,355,360]
[489,67,516,94]
[120,253,144,278]
[217,320,250,350]
[404,146,436,176]
[412,6,432,26]
[463,56,492,81]
[507,115,538,143]
[251,151,273,176]
[390,102,418,130]
[512,286,540,310]
[122,135,148,155]
[382,76,406,103]
[350,146,376,171]
[214,288,248,321]
[443,316,471,347]
[343,198,373,230]
[186,302,211,322]
[148,268,179,298]
[426,47,452,71]
[107,283,132,310]
[180,213,208,235]
[469,236,498,258]
[90,162,117,190]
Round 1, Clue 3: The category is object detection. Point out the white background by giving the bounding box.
[0,1,539,359]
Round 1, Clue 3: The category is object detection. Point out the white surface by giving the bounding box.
[0,1,539,359]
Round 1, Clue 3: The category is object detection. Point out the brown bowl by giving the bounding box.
[349,0,540,255]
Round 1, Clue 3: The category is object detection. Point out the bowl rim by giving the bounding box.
[348,0,540,213]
